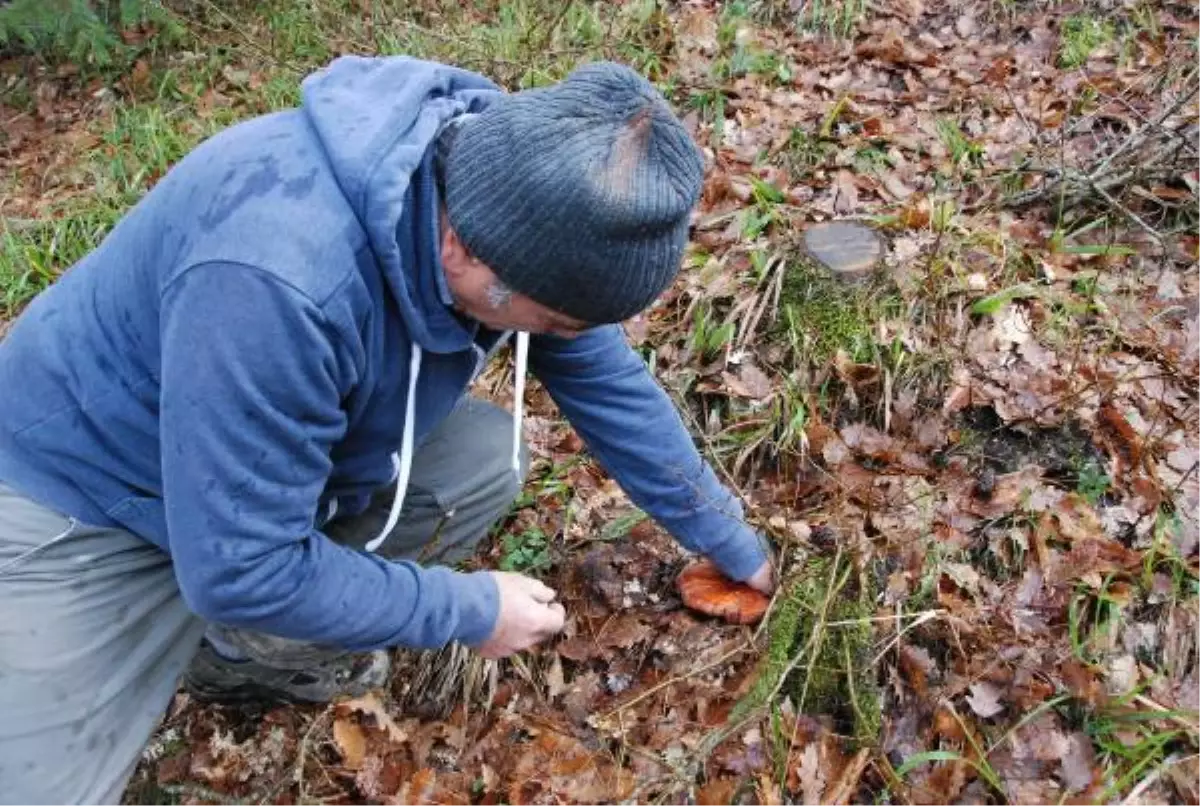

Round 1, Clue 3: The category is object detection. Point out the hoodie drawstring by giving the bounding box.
[366,343,423,552]
[512,332,529,474]
[366,332,528,553]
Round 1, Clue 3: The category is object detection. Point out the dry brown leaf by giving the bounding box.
[833,170,859,214]
[1166,444,1198,473]
[1060,732,1095,792]
[697,777,738,805]
[545,653,566,701]
[797,742,826,805]
[898,644,937,697]
[597,613,654,648]
[333,718,367,770]
[723,363,774,400]
[966,681,1005,718]
[509,730,634,803]
[337,692,407,744]
[396,767,439,805]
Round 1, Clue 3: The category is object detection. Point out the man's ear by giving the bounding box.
[441,224,468,278]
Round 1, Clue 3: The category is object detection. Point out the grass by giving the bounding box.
[1,0,666,315]
[751,0,868,38]
[1,214,99,308]
[1059,14,1115,69]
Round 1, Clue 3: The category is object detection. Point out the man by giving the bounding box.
[0,56,773,802]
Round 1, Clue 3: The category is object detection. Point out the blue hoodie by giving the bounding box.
[0,56,768,650]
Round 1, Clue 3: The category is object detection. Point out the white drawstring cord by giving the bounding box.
[366,343,422,553]
[512,331,529,475]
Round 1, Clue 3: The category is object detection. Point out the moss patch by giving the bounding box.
[775,257,899,367]
[730,549,883,747]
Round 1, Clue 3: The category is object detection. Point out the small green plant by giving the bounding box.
[0,0,181,72]
[936,118,985,175]
[852,145,893,175]
[794,0,867,38]
[499,527,551,574]
[1059,14,1114,69]
[1075,460,1112,505]
[687,88,728,147]
[0,207,124,316]
[1079,690,1197,802]
[776,127,835,179]
[1068,575,1126,662]
[691,303,736,361]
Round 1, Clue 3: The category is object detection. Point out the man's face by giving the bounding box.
[440,222,592,339]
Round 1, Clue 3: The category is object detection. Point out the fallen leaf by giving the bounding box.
[678,559,770,625]
[333,718,367,770]
[509,730,634,803]
[397,767,440,804]
[966,681,1005,718]
[337,692,407,744]
[697,777,738,805]
[723,362,774,400]
[1060,732,1095,792]
[546,653,566,700]
[833,170,859,214]
[797,742,826,805]
[898,644,938,697]
[1166,444,1198,473]
[881,171,915,200]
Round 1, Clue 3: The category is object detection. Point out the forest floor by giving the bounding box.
[1,0,1197,803]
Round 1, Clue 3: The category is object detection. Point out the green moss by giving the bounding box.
[729,551,883,747]
[729,575,809,725]
[787,553,881,746]
[776,259,893,366]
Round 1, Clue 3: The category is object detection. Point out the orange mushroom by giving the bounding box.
[677,559,770,625]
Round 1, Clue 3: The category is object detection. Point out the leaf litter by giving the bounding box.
[8,0,1193,803]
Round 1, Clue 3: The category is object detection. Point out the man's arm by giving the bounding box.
[159,262,499,650]
[529,325,769,582]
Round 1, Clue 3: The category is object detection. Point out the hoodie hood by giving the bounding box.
[301,57,525,557]
[301,55,501,353]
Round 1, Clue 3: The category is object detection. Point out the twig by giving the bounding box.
[1090,71,1198,178]
[527,0,575,60]
[290,705,333,801]
[192,0,304,75]
[1090,182,1165,244]
[870,608,942,666]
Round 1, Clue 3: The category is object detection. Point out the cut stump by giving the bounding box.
[803,221,885,283]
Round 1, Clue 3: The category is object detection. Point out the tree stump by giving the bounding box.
[802,221,885,284]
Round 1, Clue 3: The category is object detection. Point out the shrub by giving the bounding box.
[0,0,180,71]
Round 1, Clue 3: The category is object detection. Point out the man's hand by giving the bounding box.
[744,560,776,595]
[473,572,566,659]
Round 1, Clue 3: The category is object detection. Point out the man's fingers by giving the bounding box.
[541,602,566,633]
[525,578,558,604]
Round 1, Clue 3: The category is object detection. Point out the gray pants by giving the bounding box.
[0,399,523,804]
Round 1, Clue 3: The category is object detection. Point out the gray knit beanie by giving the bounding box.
[442,61,705,324]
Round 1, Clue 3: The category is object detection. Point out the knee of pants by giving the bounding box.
[438,397,531,497]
